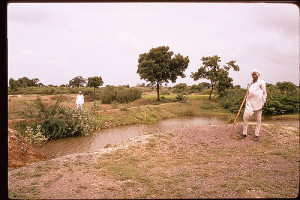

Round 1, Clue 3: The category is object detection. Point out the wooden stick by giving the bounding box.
[228,85,250,137]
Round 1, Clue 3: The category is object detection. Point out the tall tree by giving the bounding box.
[32,78,40,86]
[87,76,104,92]
[137,46,189,101]
[191,55,239,99]
[17,77,30,87]
[69,76,86,87]
[9,78,20,91]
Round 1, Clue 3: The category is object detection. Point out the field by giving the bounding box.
[7,89,299,198]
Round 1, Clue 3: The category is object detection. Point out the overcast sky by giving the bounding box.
[7,3,299,88]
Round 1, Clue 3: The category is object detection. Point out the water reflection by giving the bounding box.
[34,115,227,158]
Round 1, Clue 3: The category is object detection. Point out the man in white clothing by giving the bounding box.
[239,69,267,141]
[76,91,84,111]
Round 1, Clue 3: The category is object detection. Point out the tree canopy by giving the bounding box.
[87,76,104,92]
[69,76,86,87]
[191,55,239,99]
[137,46,189,101]
[9,78,20,91]
[9,77,40,90]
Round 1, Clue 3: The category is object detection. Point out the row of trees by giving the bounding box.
[137,46,239,101]
[9,77,41,90]
[9,76,104,92]
[68,76,104,92]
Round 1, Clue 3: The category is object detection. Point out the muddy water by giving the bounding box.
[34,115,227,158]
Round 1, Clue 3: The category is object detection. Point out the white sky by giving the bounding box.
[7,3,299,88]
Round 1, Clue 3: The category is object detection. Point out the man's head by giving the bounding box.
[78,91,82,95]
[251,69,260,82]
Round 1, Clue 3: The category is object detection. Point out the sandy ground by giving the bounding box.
[7,122,299,199]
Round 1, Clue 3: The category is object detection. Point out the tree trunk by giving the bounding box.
[209,85,214,100]
[156,82,160,101]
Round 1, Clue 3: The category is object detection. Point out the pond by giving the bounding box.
[34,115,299,158]
[34,115,227,158]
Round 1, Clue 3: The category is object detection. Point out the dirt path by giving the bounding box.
[8,123,299,199]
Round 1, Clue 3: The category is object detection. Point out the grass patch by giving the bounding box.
[269,150,292,158]
[8,186,40,199]
[13,171,27,179]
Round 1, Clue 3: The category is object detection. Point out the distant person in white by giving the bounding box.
[239,69,267,141]
[76,91,84,111]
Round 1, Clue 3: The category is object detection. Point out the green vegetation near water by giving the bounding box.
[8,81,299,144]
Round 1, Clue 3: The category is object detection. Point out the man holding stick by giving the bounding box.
[239,69,267,141]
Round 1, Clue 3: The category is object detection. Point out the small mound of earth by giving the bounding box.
[8,128,48,170]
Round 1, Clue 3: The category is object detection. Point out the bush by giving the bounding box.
[40,106,96,139]
[19,95,96,141]
[175,94,187,102]
[24,125,49,144]
[263,84,299,115]
[172,83,190,95]
[85,93,101,102]
[116,88,142,104]
[100,86,142,104]
[218,89,246,113]
[100,86,118,104]
[219,83,299,116]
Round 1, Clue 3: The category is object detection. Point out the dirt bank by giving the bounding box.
[8,123,299,199]
[8,128,48,169]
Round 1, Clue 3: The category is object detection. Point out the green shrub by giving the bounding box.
[20,101,35,118]
[116,88,142,104]
[263,84,299,116]
[85,93,101,102]
[100,86,118,104]
[175,94,187,102]
[219,83,299,116]
[100,86,142,104]
[24,125,49,144]
[172,83,190,95]
[18,95,96,141]
[40,107,96,139]
[219,89,246,113]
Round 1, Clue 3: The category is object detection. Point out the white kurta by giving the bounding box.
[245,78,267,111]
[76,94,84,105]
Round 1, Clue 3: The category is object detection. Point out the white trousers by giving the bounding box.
[77,103,83,111]
[242,108,262,136]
